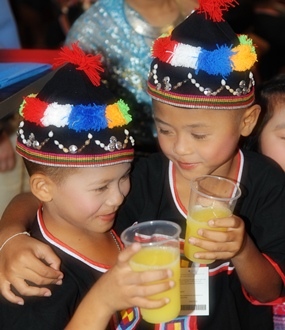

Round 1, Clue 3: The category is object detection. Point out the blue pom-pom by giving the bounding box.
[68,104,107,132]
[197,45,234,77]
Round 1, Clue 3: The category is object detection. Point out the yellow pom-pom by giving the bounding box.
[231,44,257,71]
[106,100,131,128]
[106,103,127,128]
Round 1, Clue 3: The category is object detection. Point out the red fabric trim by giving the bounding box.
[242,254,285,305]
[172,165,188,215]
[37,207,113,269]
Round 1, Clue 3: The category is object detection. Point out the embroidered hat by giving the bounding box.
[147,0,257,110]
[16,43,135,167]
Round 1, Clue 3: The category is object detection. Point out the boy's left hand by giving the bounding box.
[188,215,246,261]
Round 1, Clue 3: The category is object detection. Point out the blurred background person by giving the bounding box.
[251,0,285,81]
[0,0,30,218]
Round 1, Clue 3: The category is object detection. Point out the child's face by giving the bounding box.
[260,103,285,171]
[153,101,245,180]
[46,163,131,234]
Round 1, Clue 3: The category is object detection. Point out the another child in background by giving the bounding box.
[0,44,172,330]
[245,74,285,171]
[1,1,285,329]
[244,73,285,330]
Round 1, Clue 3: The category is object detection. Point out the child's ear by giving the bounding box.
[30,174,54,202]
[240,104,261,137]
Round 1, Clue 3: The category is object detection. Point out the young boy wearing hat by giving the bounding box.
[0,44,174,329]
[1,1,285,329]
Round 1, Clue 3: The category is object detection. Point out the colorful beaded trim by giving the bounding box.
[148,63,255,109]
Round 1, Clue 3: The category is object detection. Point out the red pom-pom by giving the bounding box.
[22,97,48,126]
[198,0,238,22]
[53,42,104,86]
[152,36,177,63]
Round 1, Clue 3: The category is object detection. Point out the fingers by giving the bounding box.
[0,279,54,305]
[0,281,24,305]
[117,243,141,264]
[188,216,245,261]
[0,260,62,300]
[0,238,63,301]
[130,295,169,310]
[207,215,241,229]
[137,268,172,285]
[12,261,63,286]
[135,273,174,297]
[34,245,63,273]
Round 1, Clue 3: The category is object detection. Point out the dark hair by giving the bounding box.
[23,158,78,185]
[243,73,285,151]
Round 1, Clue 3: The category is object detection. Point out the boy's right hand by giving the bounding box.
[0,234,63,305]
[66,243,174,329]
[99,243,173,313]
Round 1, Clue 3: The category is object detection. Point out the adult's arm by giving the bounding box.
[0,193,63,305]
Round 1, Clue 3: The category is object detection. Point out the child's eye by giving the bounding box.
[95,185,108,192]
[192,133,207,140]
[158,127,171,135]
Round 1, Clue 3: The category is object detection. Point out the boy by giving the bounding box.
[1,1,285,329]
[0,43,172,329]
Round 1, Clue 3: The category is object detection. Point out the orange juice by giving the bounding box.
[184,206,231,264]
[130,246,180,324]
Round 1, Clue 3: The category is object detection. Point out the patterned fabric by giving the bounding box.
[274,304,285,330]
[65,0,152,110]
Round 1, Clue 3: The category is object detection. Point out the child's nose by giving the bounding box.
[174,134,192,155]
[108,187,125,206]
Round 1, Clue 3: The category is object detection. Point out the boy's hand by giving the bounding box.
[187,215,246,261]
[98,243,173,313]
[0,235,63,305]
[66,243,174,329]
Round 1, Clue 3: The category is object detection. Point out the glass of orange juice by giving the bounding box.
[184,175,241,264]
[120,220,181,324]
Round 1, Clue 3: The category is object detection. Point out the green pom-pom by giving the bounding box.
[238,35,256,53]
[117,99,132,124]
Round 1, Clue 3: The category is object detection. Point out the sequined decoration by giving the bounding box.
[17,121,53,150]
[17,122,134,154]
[95,129,135,151]
[151,63,255,97]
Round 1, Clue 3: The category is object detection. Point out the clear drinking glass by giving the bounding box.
[121,220,181,324]
[184,175,241,264]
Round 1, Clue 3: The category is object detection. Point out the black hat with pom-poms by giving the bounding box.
[148,0,257,110]
[16,43,135,167]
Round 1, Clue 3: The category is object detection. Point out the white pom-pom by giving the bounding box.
[170,44,201,69]
[41,103,72,127]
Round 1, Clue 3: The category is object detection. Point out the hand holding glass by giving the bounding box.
[184,175,241,264]
[121,220,181,324]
